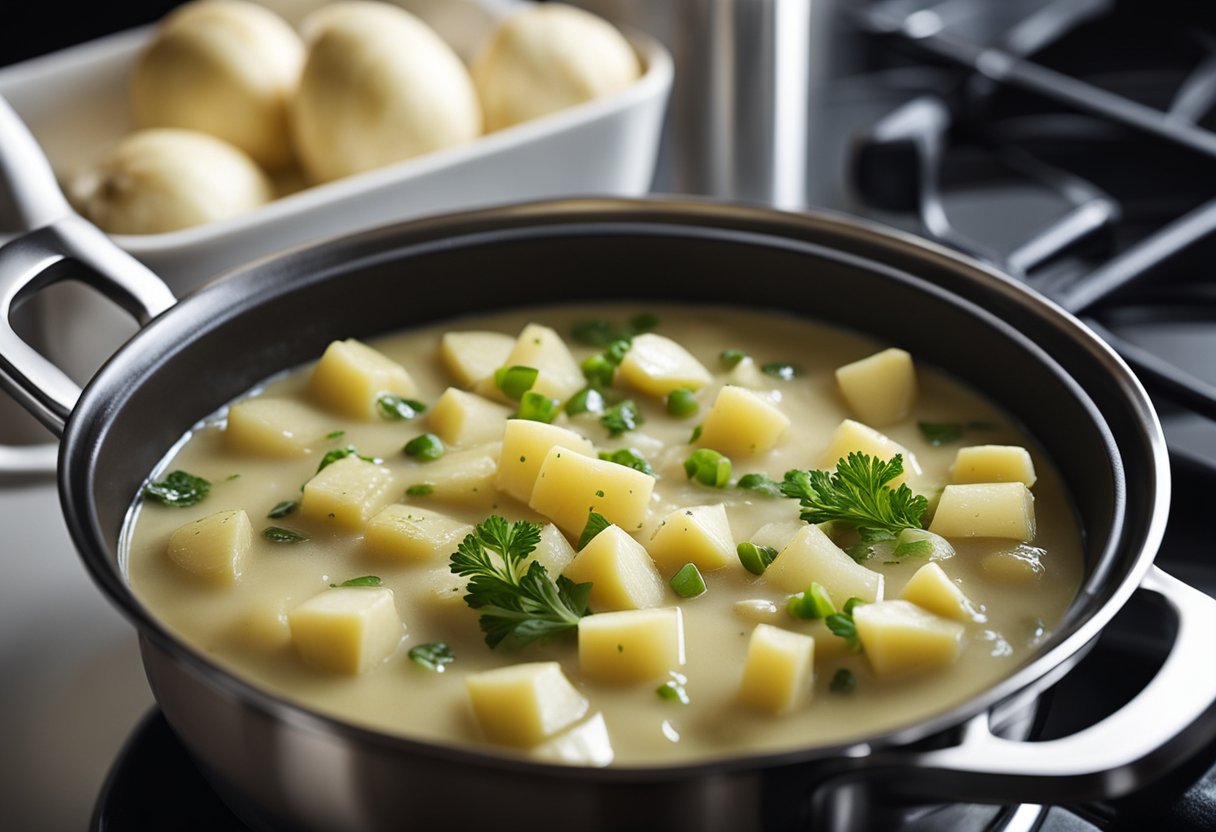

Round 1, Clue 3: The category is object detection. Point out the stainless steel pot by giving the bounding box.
[2,100,1215,832]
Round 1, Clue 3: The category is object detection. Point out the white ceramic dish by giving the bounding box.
[0,0,672,292]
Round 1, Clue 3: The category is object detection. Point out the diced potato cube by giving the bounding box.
[745,519,805,551]
[618,333,713,396]
[225,397,330,458]
[465,661,589,747]
[496,421,595,503]
[563,524,664,611]
[288,586,403,675]
[737,623,815,715]
[532,712,614,767]
[300,456,395,530]
[531,523,577,576]
[817,419,921,487]
[426,387,512,447]
[440,330,515,387]
[951,445,1037,487]
[928,482,1036,540]
[834,348,916,427]
[899,562,976,621]
[364,504,472,562]
[725,355,768,389]
[167,509,252,582]
[412,443,501,505]
[479,323,584,403]
[421,567,469,606]
[734,599,781,624]
[579,607,685,682]
[530,447,655,535]
[765,524,884,602]
[853,600,964,678]
[697,386,790,456]
[981,543,1046,585]
[307,338,416,420]
[648,503,736,573]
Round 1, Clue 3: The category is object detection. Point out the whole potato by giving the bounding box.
[130,0,304,171]
[472,3,640,132]
[290,1,483,184]
[68,128,275,235]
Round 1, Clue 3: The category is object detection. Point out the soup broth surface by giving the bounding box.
[124,303,1083,766]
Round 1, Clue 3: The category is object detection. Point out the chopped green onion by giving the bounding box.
[143,470,211,508]
[629,313,660,335]
[267,499,299,519]
[598,448,654,475]
[786,581,836,620]
[656,671,690,704]
[404,433,445,461]
[565,386,606,416]
[737,472,783,497]
[670,563,707,598]
[331,575,382,587]
[495,365,539,400]
[825,598,865,652]
[409,642,455,672]
[604,338,631,365]
[226,473,241,481]
[600,400,642,437]
[719,349,747,369]
[665,387,699,418]
[376,394,427,421]
[517,391,560,423]
[325,430,346,440]
[684,448,731,488]
[581,354,616,387]
[829,668,856,694]
[689,424,703,443]
[570,314,658,347]
[737,542,778,575]
[263,526,309,544]
[406,483,434,497]
[577,511,612,550]
[316,446,379,473]
[761,362,801,380]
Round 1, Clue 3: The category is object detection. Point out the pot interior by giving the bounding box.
[59,201,1164,757]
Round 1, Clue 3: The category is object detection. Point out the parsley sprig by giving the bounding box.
[780,452,927,543]
[450,516,592,648]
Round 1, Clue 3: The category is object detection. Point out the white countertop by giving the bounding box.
[0,471,154,831]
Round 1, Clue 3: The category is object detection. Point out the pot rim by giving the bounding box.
[57,196,1171,780]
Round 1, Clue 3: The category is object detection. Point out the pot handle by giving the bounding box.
[822,565,1216,813]
[0,95,176,462]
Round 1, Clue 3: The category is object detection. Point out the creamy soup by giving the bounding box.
[123,303,1083,766]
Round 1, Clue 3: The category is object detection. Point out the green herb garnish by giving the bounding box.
[600,400,642,437]
[719,349,747,369]
[565,386,606,416]
[665,387,698,418]
[786,581,836,620]
[316,446,379,473]
[581,354,616,387]
[404,433,445,461]
[598,448,654,476]
[517,391,559,423]
[684,448,731,488]
[263,526,309,544]
[780,453,927,543]
[495,365,539,400]
[736,542,778,575]
[449,516,592,648]
[409,642,455,672]
[761,361,801,380]
[267,499,299,519]
[331,575,382,587]
[829,668,856,694]
[406,483,434,497]
[670,563,707,598]
[689,424,703,443]
[656,671,690,704]
[570,314,658,347]
[917,420,995,446]
[737,472,783,497]
[143,470,211,507]
[577,511,612,550]
[377,394,427,421]
[825,598,865,652]
[325,430,346,440]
